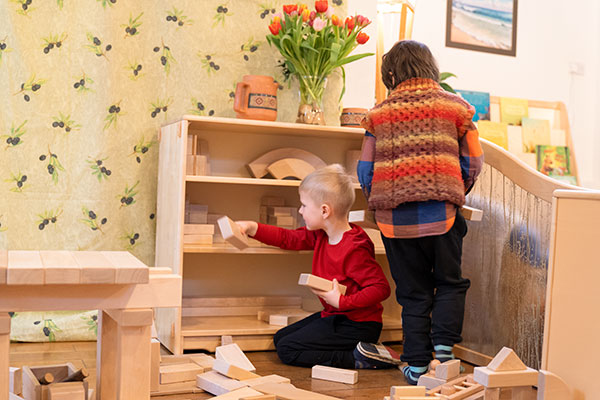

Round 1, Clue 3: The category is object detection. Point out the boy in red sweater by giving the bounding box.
[235,164,400,369]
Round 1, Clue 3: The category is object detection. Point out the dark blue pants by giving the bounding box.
[382,211,470,366]
[273,312,382,369]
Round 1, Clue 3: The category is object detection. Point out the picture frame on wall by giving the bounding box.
[445,0,518,57]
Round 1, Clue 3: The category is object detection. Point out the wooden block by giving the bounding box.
[0,313,10,334]
[311,365,358,384]
[242,374,291,387]
[435,359,461,380]
[251,382,342,399]
[186,154,195,175]
[100,251,149,284]
[10,367,22,395]
[239,395,276,400]
[213,359,261,381]
[537,370,572,400]
[266,206,295,216]
[221,335,233,345]
[187,134,195,155]
[416,373,446,390]
[39,251,80,284]
[483,388,500,400]
[152,380,203,395]
[196,370,248,396]
[211,387,265,399]
[215,343,256,372]
[72,251,115,284]
[10,393,24,400]
[7,250,44,285]
[183,234,214,245]
[486,347,527,371]
[260,196,285,206]
[0,249,7,284]
[460,205,483,221]
[390,385,426,396]
[160,362,204,384]
[298,273,347,295]
[217,217,249,250]
[248,148,326,178]
[151,338,161,392]
[47,382,86,400]
[348,210,379,230]
[184,224,215,235]
[473,366,538,388]
[266,158,315,180]
[268,310,310,326]
[267,215,295,226]
[189,354,216,370]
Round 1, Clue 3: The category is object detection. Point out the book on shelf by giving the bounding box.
[456,89,490,122]
[477,120,508,150]
[500,97,529,126]
[522,118,551,153]
[535,145,574,183]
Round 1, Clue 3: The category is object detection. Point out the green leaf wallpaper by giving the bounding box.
[0,0,348,342]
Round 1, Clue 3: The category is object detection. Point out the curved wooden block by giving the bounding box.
[537,370,572,400]
[266,158,315,180]
[247,148,326,178]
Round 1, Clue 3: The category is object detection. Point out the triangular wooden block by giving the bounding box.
[487,347,527,371]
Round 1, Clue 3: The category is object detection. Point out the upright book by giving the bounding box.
[535,145,572,178]
[522,118,551,153]
[477,121,508,150]
[456,89,490,122]
[500,97,529,126]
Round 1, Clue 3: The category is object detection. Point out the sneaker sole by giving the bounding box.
[357,342,402,365]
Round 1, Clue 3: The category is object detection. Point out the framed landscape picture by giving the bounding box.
[446,0,518,56]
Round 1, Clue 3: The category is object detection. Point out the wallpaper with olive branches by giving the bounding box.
[0,0,347,341]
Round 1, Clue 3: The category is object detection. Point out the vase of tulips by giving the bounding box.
[266,1,372,125]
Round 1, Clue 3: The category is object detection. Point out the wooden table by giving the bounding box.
[0,250,182,400]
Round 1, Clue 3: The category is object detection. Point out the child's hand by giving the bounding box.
[311,278,342,309]
[235,220,258,237]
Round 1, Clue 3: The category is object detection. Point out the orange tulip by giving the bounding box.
[269,22,282,35]
[283,4,298,14]
[272,16,281,25]
[301,8,310,22]
[331,15,342,26]
[315,0,328,13]
[345,16,355,30]
[356,32,369,44]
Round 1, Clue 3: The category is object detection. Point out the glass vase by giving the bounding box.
[296,75,327,125]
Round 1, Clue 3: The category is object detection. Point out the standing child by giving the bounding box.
[235,164,400,369]
[357,40,484,384]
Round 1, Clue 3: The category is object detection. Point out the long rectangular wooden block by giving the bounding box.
[298,273,347,295]
[160,362,204,384]
[72,251,115,284]
[267,206,296,216]
[213,358,261,381]
[100,251,149,284]
[242,374,291,387]
[211,387,264,399]
[215,343,256,372]
[183,234,214,245]
[196,370,248,396]
[311,365,358,384]
[348,210,379,230]
[39,251,80,284]
[184,224,215,235]
[7,250,44,285]
[217,216,249,250]
[461,205,483,221]
[267,215,295,227]
[473,366,538,388]
[269,311,310,326]
[390,386,427,396]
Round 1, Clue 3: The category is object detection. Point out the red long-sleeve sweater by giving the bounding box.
[252,223,391,323]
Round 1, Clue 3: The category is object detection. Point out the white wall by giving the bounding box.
[411,0,600,189]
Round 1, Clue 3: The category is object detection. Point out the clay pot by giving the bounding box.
[340,107,367,127]
[234,75,278,121]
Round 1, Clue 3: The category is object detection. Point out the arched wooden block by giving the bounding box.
[266,158,315,180]
[537,370,572,400]
[247,148,326,178]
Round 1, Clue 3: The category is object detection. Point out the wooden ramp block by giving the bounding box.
[252,382,343,399]
[298,273,347,295]
[160,362,204,384]
[211,387,264,399]
[247,148,326,178]
[10,367,22,395]
[460,205,483,222]
[266,158,315,180]
[215,343,256,372]
[473,366,538,388]
[218,217,249,250]
[196,370,248,396]
[243,374,291,387]
[537,370,573,400]
[100,251,149,284]
[40,250,80,284]
[435,359,461,380]
[486,347,527,371]
[311,365,358,384]
[72,251,115,284]
[7,250,44,285]
[213,359,261,381]
[1,250,9,284]
[390,385,426,396]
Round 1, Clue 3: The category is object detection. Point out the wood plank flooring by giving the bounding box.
[8,341,474,399]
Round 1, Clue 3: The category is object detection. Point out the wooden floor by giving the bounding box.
[8,341,435,399]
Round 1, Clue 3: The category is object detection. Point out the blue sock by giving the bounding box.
[434,344,455,363]
[401,365,428,385]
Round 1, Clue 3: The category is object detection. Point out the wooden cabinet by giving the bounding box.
[154,116,402,354]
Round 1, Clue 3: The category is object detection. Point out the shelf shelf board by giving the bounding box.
[179,115,365,140]
[186,175,363,189]
[183,242,386,255]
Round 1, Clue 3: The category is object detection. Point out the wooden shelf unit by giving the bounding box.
[155,116,402,354]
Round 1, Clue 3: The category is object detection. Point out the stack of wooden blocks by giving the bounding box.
[184,203,214,245]
[186,135,210,176]
[259,196,303,229]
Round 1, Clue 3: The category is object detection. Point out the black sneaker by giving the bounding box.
[353,342,401,369]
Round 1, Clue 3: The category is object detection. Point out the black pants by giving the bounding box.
[273,312,382,369]
[382,211,470,366]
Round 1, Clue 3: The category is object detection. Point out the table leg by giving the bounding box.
[98,309,153,400]
[0,313,11,400]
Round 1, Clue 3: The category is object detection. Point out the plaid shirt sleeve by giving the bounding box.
[458,117,484,194]
[357,131,375,199]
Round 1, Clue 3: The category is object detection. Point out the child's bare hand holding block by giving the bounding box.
[310,278,343,309]
[235,220,258,237]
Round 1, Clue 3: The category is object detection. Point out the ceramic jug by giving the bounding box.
[340,107,368,127]
[234,75,278,121]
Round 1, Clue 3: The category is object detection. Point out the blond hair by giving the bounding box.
[299,164,355,216]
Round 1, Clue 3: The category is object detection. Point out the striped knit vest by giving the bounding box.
[362,78,473,209]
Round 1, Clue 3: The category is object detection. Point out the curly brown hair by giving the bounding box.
[381,40,439,90]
